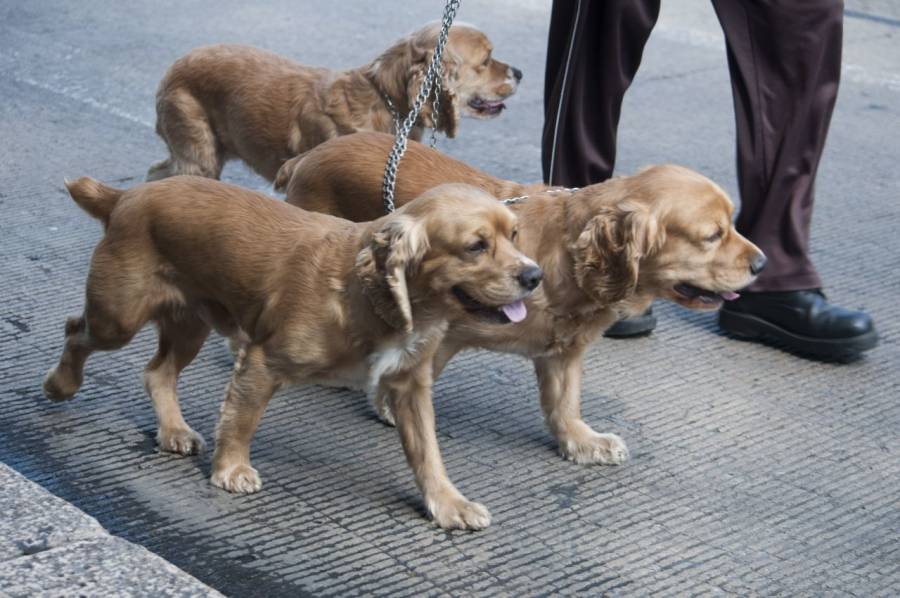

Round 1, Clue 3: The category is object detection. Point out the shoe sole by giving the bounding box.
[719,309,878,359]
[603,313,658,338]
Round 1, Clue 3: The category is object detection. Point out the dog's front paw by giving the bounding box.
[157,426,206,456]
[561,431,629,465]
[211,464,262,494]
[427,494,492,530]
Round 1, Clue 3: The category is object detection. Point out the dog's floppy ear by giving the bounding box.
[422,50,460,138]
[367,32,428,114]
[405,44,460,139]
[571,202,664,304]
[356,215,429,332]
[436,55,460,138]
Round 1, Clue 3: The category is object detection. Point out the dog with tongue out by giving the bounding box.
[349,158,766,490]
[449,262,542,324]
[290,135,766,502]
[502,299,528,322]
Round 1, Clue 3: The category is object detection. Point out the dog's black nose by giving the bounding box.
[511,67,523,82]
[517,265,543,291]
[750,253,768,275]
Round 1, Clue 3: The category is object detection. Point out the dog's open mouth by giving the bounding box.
[452,286,526,324]
[673,283,740,309]
[467,96,506,117]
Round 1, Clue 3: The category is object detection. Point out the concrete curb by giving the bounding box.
[0,463,222,597]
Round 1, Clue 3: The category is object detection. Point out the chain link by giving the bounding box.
[382,0,460,213]
[501,188,579,205]
[430,62,443,148]
[381,93,401,133]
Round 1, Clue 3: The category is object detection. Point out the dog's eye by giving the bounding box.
[510,229,518,243]
[482,56,491,67]
[704,229,723,243]
[468,239,488,254]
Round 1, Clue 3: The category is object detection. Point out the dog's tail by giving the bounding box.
[65,177,125,226]
[273,152,309,194]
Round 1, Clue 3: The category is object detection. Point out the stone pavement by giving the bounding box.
[0,463,221,597]
[1,0,898,595]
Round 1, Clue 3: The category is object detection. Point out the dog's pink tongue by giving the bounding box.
[501,300,527,323]
[720,291,741,301]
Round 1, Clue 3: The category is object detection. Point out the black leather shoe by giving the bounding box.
[604,307,657,338]
[719,289,877,359]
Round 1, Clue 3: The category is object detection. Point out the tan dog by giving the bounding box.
[43,176,541,530]
[147,22,520,182]
[279,132,768,464]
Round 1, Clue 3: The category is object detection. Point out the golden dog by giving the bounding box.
[147,22,520,182]
[278,132,768,464]
[44,176,541,530]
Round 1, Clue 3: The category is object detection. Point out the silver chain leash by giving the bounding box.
[382,0,460,213]
[381,93,401,133]
[430,61,443,148]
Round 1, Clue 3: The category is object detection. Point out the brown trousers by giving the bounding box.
[542,0,844,291]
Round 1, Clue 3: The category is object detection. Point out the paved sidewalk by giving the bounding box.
[0,464,221,597]
[1,0,898,595]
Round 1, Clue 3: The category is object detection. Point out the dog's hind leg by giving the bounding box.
[211,344,280,494]
[44,241,160,401]
[43,303,149,402]
[146,157,176,182]
[42,316,95,401]
[144,313,211,455]
[148,89,224,181]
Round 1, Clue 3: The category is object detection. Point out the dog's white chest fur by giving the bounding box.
[367,326,441,390]
[317,325,445,393]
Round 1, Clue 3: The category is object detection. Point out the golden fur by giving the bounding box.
[147,23,520,182]
[280,132,767,464]
[43,176,540,530]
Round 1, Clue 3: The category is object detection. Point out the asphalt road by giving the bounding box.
[1,1,898,595]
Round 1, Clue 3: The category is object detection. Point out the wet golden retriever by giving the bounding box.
[43,176,541,530]
[147,22,520,182]
[279,132,768,465]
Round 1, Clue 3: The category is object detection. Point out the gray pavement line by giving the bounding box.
[653,24,900,93]
[12,73,154,129]
[845,9,900,28]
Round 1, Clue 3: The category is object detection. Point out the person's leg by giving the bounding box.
[542,0,660,187]
[713,0,838,289]
[542,0,661,337]
[713,0,876,358]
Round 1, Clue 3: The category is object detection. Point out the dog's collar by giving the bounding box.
[501,187,578,205]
